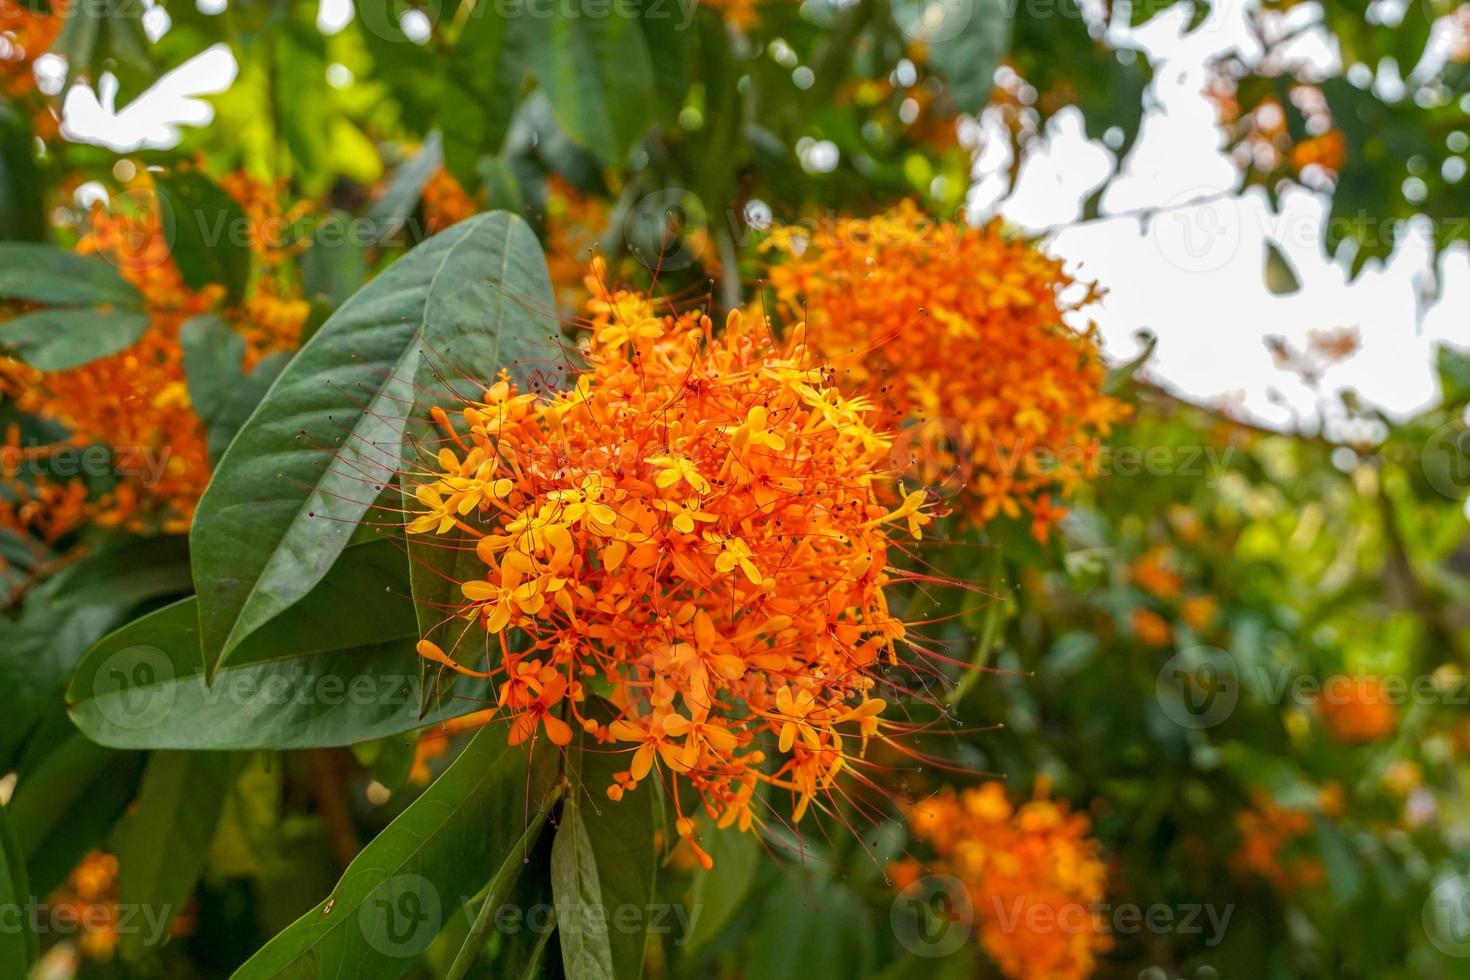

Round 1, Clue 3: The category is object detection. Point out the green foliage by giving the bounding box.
[232,723,558,978]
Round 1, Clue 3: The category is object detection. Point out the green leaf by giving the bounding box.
[369,133,443,245]
[0,104,45,242]
[526,7,658,163]
[0,308,151,371]
[680,822,758,958]
[1435,343,1470,406]
[51,0,154,107]
[0,580,122,770]
[68,538,495,750]
[439,12,523,184]
[49,533,194,610]
[0,801,37,970]
[300,212,368,308]
[190,211,554,681]
[1264,239,1301,295]
[552,724,658,980]
[917,0,1014,114]
[745,873,874,980]
[232,723,559,979]
[154,171,253,306]
[0,242,142,306]
[181,315,291,464]
[113,751,239,960]
[7,729,144,895]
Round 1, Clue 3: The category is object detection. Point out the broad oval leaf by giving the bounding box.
[189,211,555,680]
[67,538,495,750]
[232,724,559,979]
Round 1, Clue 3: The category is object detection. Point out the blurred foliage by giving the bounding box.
[2,0,1470,979]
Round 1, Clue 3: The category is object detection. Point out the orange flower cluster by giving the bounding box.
[1127,547,1217,640]
[46,851,122,961]
[0,173,308,531]
[1315,674,1397,744]
[0,0,61,110]
[422,167,479,234]
[764,202,1126,541]
[0,430,88,600]
[1229,792,1324,892]
[894,782,1110,980]
[408,261,930,864]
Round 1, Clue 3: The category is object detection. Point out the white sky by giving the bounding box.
[50,0,1470,432]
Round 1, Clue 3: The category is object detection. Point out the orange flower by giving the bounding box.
[903,782,1110,980]
[1179,595,1217,631]
[764,202,1127,540]
[1129,547,1182,599]
[405,261,927,849]
[1229,792,1323,893]
[1290,129,1346,175]
[701,0,758,28]
[1129,607,1172,647]
[1315,674,1397,744]
[0,171,309,531]
[422,167,479,233]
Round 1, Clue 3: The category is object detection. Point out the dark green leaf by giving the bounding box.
[7,729,144,895]
[190,211,554,681]
[526,8,658,163]
[49,533,194,610]
[232,723,559,979]
[440,12,523,184]
[113,751,239,959]
[154,171,253,306]
[0,801,37,970]
[300,213,368,308]
[0,104,45,242]
[919,0,1013,114]
[0,242,142,306]
[181,315,291,464]
[0,308,151,371]
[369,133,443,245]
[68,538,495,750]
